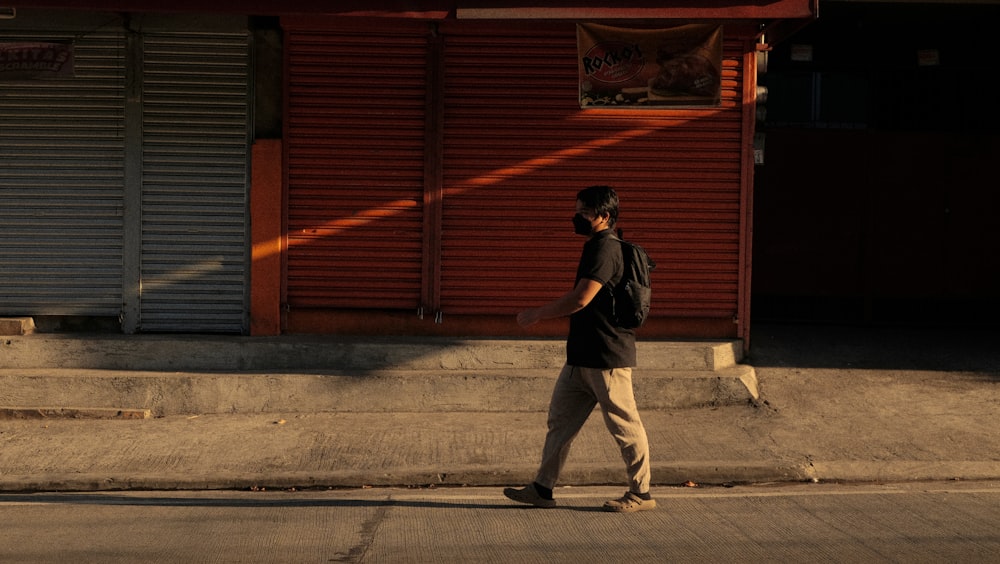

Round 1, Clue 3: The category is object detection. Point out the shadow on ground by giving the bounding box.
[747,323,1000,373]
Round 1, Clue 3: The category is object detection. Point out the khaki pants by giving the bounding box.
[534,365,651,493]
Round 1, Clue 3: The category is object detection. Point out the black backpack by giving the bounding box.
[609,231,655,329]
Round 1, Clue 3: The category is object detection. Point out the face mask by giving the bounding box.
[572,213,593,236]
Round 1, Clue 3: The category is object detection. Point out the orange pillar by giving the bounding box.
[250,139,283,335]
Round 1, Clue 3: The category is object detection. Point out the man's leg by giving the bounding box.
[582,367,652,497]
[534,364,598,489]
[505,365,596,507]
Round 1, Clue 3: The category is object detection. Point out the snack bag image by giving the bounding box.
[578,23,722,107]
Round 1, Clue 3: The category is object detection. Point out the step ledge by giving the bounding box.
[0,337,744,372]
[0,366,758,416]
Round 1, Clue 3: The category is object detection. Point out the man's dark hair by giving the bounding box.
[577,185,619,228]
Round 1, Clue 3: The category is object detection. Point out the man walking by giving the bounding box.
[504,185,654,513]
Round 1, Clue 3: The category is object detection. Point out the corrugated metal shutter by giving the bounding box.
[439,22,744,320]
[285,20,430,310]
[0,31,126,316]
[139,32,249,332]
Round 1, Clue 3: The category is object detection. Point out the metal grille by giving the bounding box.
[139,32,249,332]
[284,21,429,310]
[0,32,126,316]
[439,23,745,319]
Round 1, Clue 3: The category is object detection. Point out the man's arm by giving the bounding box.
[517,278,604,327]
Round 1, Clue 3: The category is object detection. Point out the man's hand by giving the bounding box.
[517,308,542,327]
[516,279,604,328]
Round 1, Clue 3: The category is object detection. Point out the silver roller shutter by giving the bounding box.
[138,31,250,333]
[0,31,126,316]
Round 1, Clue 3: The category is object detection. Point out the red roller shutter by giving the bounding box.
[284,19,431,310]
[438,22,747,322]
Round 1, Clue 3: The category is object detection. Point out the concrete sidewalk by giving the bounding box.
[0,324,997,492]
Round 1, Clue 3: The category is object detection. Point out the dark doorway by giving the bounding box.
[752,1,1000,327]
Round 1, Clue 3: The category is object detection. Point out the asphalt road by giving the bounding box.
[1,482,998,563]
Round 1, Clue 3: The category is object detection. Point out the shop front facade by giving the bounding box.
[272,2,818,346]
[2,2,818,346]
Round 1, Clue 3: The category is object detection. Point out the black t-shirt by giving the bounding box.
[566,229,637,368]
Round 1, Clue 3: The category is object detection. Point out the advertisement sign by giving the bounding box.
[0,42,75,80]
[578,23,722,108]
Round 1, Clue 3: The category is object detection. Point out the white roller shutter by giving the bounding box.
[138,31,250,332]
[0,31,126,316]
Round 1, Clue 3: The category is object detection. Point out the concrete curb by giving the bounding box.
[807,461,1000,484]
[8,462,999,493]
[0,462,814,493]
[0,407,151,420]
